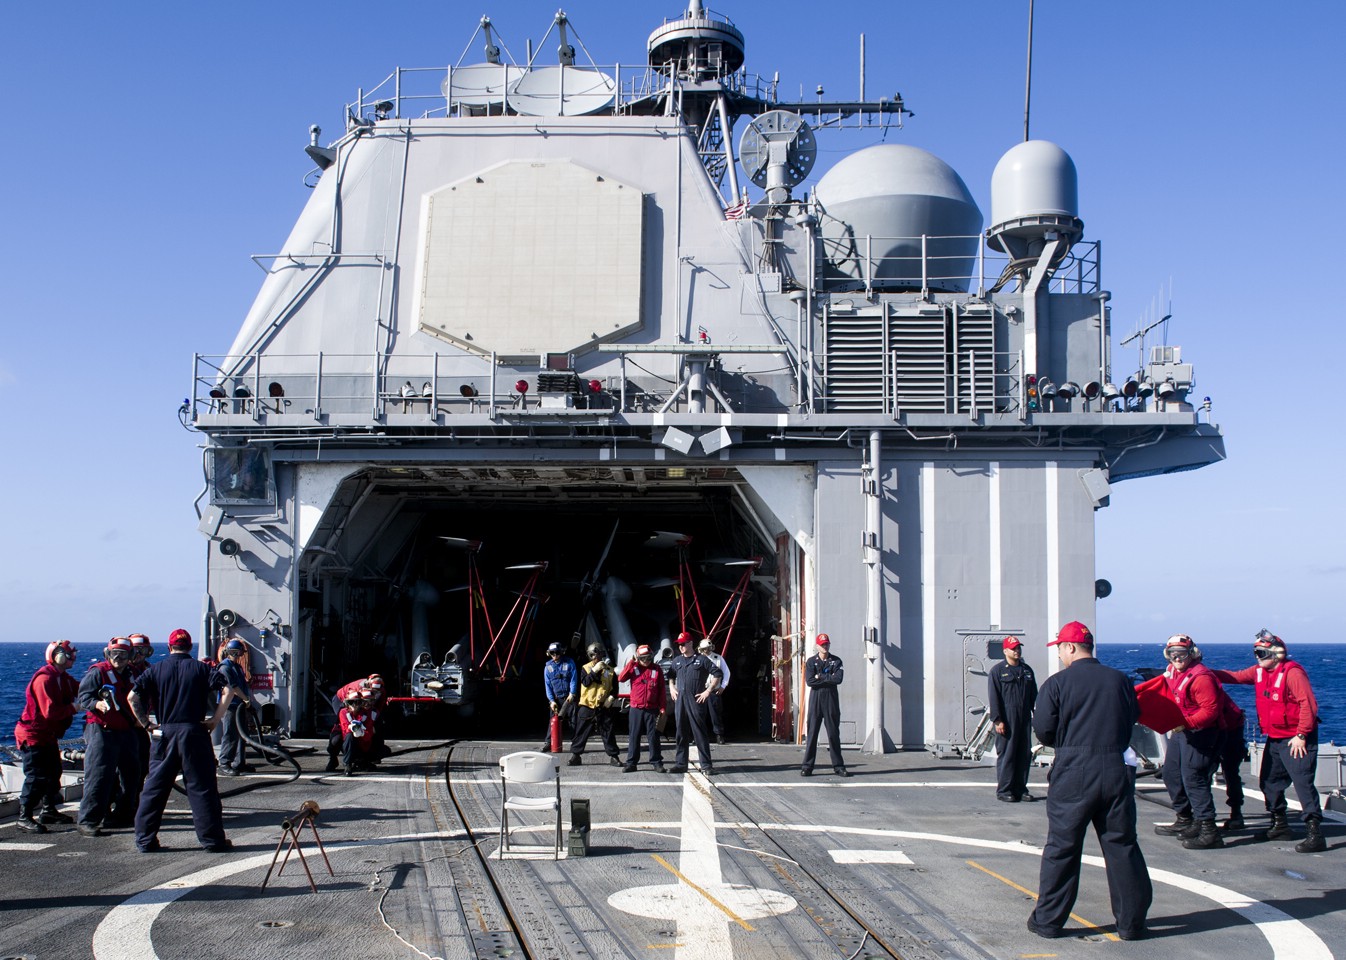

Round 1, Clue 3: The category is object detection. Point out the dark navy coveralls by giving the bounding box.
[668,653,722,770]
[133,652,229,851]
[75,661,141,828]
[801,653,846,773]
[214,658,249,773]
[988,659,1038,800]
[1031,658,1152,937]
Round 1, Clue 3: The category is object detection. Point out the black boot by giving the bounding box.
[1155,815,1194,837]
[1296,816,1327,853]
[38,804,74,825]
[17,812,47,834]
[1222,808,1245,831]
[1263,811,1293,841]
[1182,819,1225,849]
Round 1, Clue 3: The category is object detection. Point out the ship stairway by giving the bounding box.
[820,305,997,415]
[697,109,728,187]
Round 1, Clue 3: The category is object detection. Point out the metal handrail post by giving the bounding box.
[254,358,262,422]
[395,68,402,118]
[489,351,497,418]
[921,234,928,300]
[315,352,324,419]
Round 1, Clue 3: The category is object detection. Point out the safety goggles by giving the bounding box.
[108,652,131,663]
[1165,649,1191,661]
[1253,646,1278,660]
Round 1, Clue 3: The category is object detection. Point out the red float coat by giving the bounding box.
[1162,662,1240,731]
[1215,660,1318,739]
[15,664,80,747]
[617,660,666,711]
[79,661,136,732]
[338,706,375,752]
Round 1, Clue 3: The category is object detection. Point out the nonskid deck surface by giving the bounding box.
[1,741,1341,960]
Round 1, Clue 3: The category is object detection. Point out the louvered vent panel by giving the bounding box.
[953,311,995,414]
[889,315,948,413]
[823,314,887,412]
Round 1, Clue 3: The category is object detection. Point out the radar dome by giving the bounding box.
[986,140,1082,255]
[814,144,983,293]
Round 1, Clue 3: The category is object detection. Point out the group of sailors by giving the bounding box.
[324,673,389,774]
[13,630,244,851]
[997,623,1328,943]
[540,630,850,779]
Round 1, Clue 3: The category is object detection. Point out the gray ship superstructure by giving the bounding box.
[189,2,1224,749]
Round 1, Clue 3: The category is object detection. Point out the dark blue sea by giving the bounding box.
[2,641,1342,744]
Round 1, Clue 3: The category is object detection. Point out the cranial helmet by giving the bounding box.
[587,643,605,658]
[47,639,77,667]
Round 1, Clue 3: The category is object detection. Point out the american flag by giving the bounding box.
[723,195,750,220]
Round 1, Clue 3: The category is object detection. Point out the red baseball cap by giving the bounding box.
[1048,621,1093,647]
[676,632,694,645]
[815,633,831,646]
[1002,637,1022,650]
[168,628,192,648]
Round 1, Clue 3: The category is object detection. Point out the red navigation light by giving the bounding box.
[514,379,529,394]
[1027,374,1038,385]
[588,379,603,394]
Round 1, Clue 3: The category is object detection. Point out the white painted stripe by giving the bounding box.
[922,462,937,737]
[829,849,912,864]
[1045,461,1060,676]
[760,823,1331,960]
[989,461,1001,628]
[0,841,53,851]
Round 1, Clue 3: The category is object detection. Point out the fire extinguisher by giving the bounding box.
[549,712,562,753]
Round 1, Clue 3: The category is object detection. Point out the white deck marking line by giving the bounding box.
[829,849,912,865]
[607,773,796,959]
[761,823,1332,960]
[0,841,53,851]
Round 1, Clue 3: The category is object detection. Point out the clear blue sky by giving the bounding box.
[1,2,1341,646]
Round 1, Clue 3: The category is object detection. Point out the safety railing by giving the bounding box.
[814,232,1101,299]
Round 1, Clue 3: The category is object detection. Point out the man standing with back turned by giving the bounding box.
[129,628,234,853]
[1028,622,1151,941]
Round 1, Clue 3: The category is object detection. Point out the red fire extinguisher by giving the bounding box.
[549,712,562,753]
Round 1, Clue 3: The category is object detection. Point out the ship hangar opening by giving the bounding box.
[298,463,788,739]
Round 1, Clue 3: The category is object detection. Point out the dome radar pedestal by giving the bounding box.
[986,140,1084,262]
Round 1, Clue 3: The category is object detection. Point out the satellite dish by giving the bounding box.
[507,66,616,117]
[738,110,816,190]
[218,609,239,628]
[443,63,525,110]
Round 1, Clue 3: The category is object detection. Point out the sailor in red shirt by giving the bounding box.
[14,640,81,833]
[1214,630,1325,853]
[1152,635,1242,849]
[325,676,373,771]
[337,692,376,776]
[617,644,667,773]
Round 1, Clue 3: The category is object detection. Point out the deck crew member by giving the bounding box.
[213,640,253,777]
[801,633,851,778]
[617,644,666,773]
[126,634,154,788]
[129,628,234,853]
[570,643,621,766]
[698,638,731,744]
[74,638,141,835]
[13,640,81,834]
[667,633,722,775]
[1153,634,1242,849]
[1028,622,1151,941]
[325,675,373,771]
[337,692,376,776]
[988,636,1037,801]
[1213,629,1325,853]
[540,641,578,752]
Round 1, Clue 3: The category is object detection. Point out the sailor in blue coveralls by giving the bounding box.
[1028,622,1152,941]
[128,628,235,853]
[666,634,722,775]
[988,636,1038,801]
[801,633,851,777]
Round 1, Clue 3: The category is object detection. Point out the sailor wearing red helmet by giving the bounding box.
[337,691,376,776]
[1213,630,1326,853]
[74,638,143,835]
[801,634,850,778]
[128,628,235,853]
[1152,634,1243,850]
[125,633,155,786]
[325,676,379,772]
[13,640,81,834]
